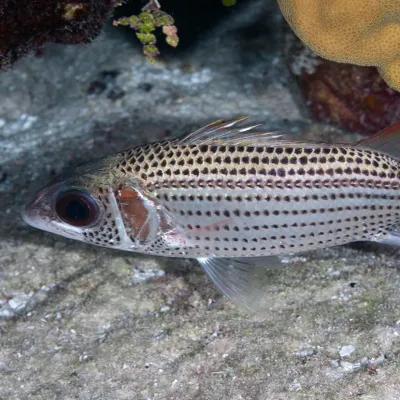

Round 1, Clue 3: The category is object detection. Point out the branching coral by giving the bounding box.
[113,0,178,62]
[0,0,117,71]
[278,0,400,91]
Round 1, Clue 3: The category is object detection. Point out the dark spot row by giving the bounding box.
[158,191,400,203]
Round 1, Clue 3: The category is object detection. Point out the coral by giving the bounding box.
[287,41,400,134]
[0,0,117,71]
[113,0,178,63]
[278,0,400,92]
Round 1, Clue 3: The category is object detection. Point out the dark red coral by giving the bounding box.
[0,0,117,70]
[287,43,400,135]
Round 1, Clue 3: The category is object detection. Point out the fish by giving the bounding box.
[22,117,400,311]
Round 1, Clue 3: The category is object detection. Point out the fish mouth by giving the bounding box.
[21,204,33,226]
[22,198,42,229]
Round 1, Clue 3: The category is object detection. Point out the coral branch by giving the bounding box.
[113,0,179,63]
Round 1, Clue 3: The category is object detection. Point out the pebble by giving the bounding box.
[294,344,317,358]
[132,267,165,284]
[8,293,33,311]
[340,361,361,372]
[0,308,13,319]
[339,345,355,358]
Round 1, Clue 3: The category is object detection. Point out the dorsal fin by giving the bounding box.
[356,121,400,159]
[179,116,293,146]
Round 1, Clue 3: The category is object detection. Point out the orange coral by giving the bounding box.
[278,0,400,91]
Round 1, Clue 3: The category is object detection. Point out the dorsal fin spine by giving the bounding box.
[178,117,291,146]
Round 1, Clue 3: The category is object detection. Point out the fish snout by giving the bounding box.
[22,188,52,228]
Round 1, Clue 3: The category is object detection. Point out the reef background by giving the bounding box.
[1,1,400,398]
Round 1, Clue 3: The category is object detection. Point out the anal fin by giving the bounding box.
[374,227,400,247]
[197,256,282,312]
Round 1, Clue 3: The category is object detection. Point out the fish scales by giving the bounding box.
[115,142,400,257]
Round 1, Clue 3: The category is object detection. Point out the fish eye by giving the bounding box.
[55,189,99,227]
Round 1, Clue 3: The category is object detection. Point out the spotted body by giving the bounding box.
[108,140,400,258]
[23,117,400,311]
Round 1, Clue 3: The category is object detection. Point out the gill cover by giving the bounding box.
[115,185,164,246]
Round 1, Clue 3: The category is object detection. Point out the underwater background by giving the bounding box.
[1,1,400,398]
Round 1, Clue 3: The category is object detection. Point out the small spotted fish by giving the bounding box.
[23,117,400,310]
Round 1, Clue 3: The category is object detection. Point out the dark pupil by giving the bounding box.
[55,190,98,227]
[64,198,90,221]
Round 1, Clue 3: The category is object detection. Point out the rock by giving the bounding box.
[340,361,361,372]
[0,292,34,319]
[8,293,33,311]
[285,34,400,134]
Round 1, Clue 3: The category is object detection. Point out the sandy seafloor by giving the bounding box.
[1,1,400,399]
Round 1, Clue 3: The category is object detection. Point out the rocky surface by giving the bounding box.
[284,38,400,135]
[1,1,400,399]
